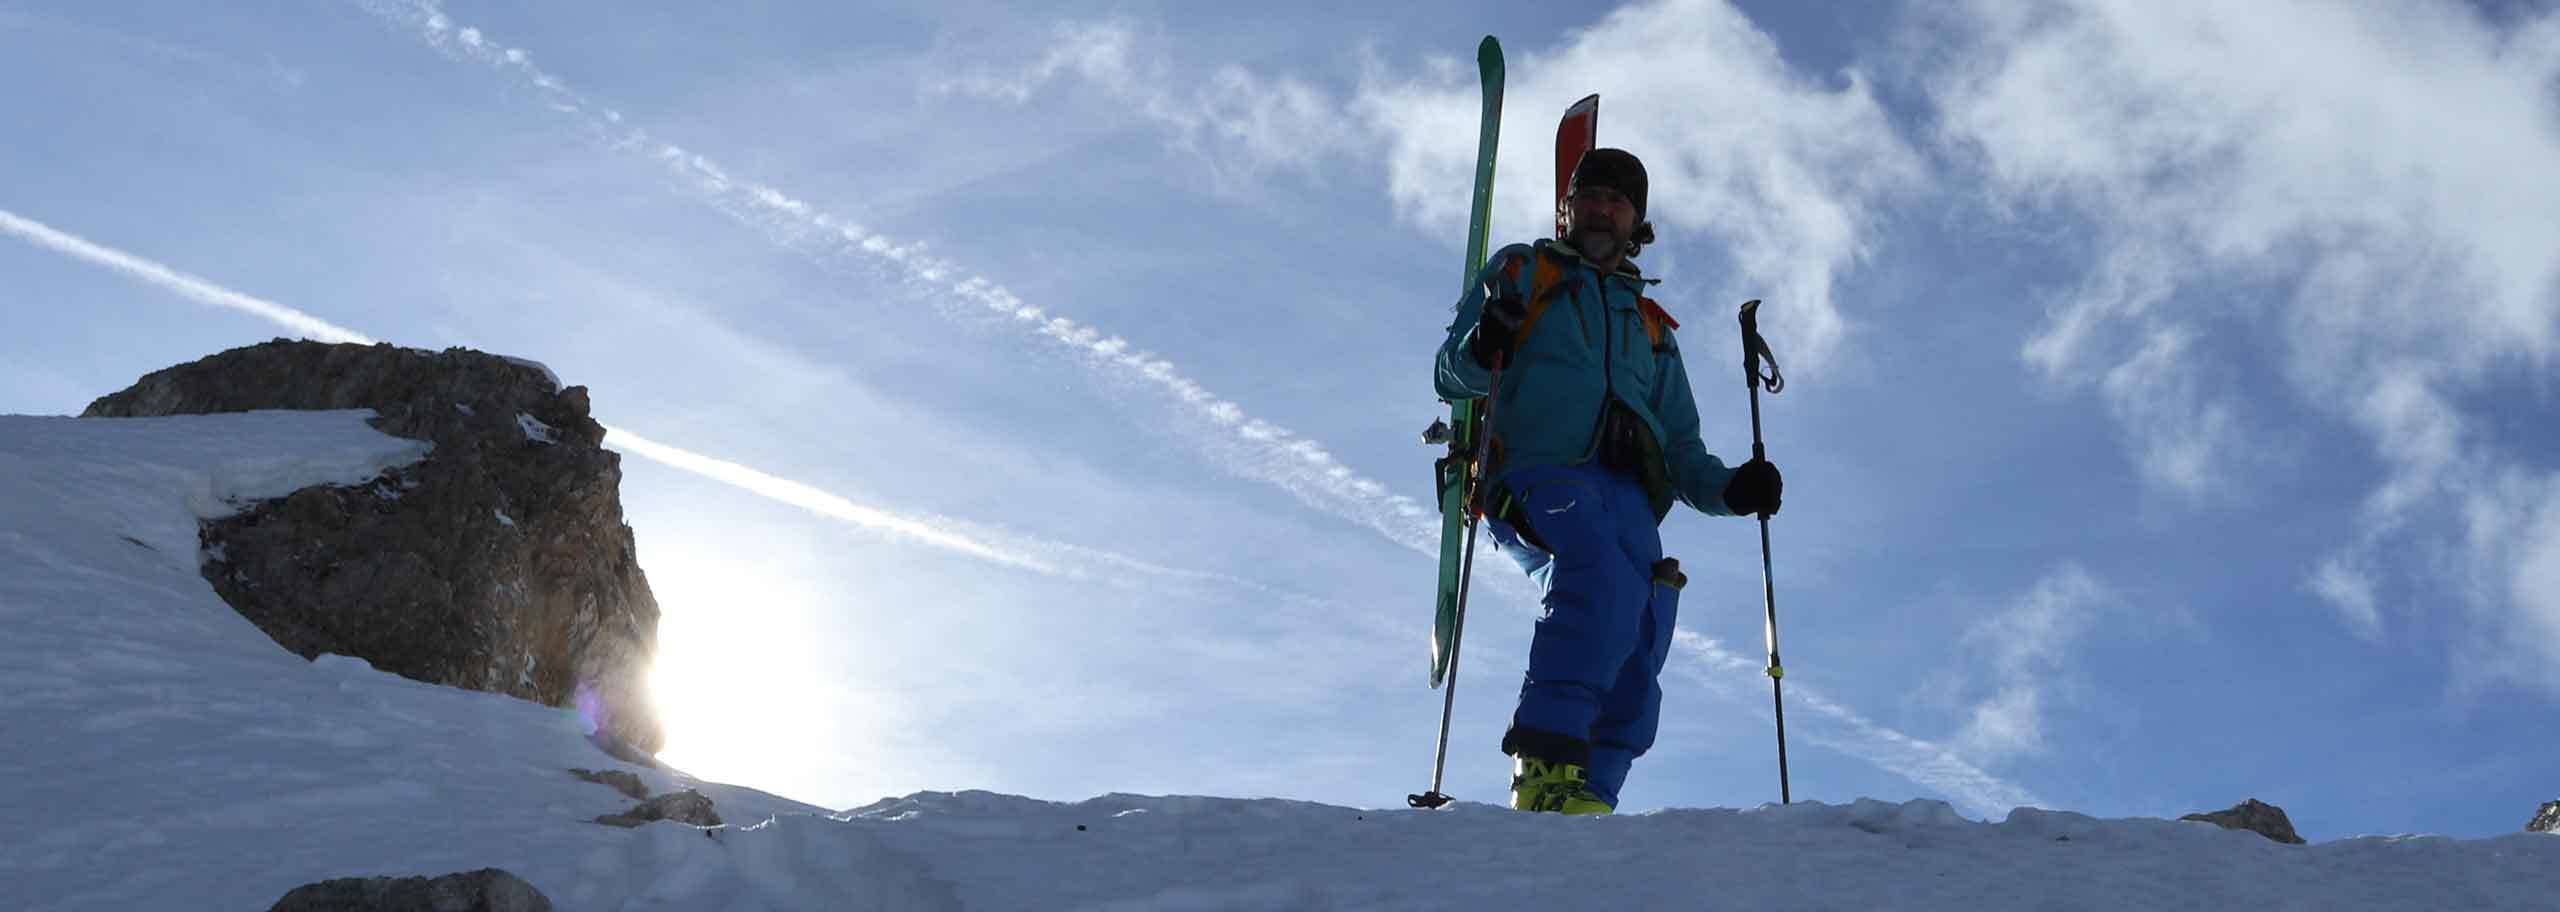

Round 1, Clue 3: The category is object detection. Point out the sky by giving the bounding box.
[2,0,2555,842]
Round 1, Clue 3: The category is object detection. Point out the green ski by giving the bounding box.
[1412,34,1503,810]
[1427,36,1504,691]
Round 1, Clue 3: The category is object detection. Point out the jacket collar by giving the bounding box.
[1535,237,1660,286]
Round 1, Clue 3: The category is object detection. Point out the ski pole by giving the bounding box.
[1738,299,1791,805]
[1411,357,1503,810]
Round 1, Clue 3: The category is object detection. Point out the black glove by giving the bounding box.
[1721,457,1783,517]
[1470,275,1528,370]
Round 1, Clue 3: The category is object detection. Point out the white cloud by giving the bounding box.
[2308,555,2383,641]
[1928,0,2560,691]
[2094,324,2233,497]
[1359,0,1925,374]
[2453,470,2560,697]
[931,19,1356,188]
[933,2,1921,374]
[929,20,1140,104]
[2507,485,2560,685]
[1951,564,2115,766]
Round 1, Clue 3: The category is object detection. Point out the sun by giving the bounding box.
[641,549,837,803]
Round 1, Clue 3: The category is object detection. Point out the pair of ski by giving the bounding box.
[1410,35,1597,810]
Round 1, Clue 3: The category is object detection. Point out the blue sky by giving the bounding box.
[5,0,2556,841]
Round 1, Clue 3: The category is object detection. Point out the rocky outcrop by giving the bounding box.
[2530,800,2560,833]
[86,340,662,753]
[594,788,723,829]
[268,868,552,911]
[570,767,649,801]
[2180,798,2306,845]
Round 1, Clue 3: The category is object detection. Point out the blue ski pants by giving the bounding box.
[1484,462,1681,808]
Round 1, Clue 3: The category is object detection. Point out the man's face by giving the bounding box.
[1567,184,1638,245]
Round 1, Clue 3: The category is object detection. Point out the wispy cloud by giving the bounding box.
[2307,555,2383,641]
[359,0,1446,564]
[0,207,375,345]
[932,1,1924,373]
[1670,631,2048,818]
[2453,469,2560,697]
[2093,325,2234,498]
[1948,565,2116,765]
[1928,0,2560,691]
[929,19,1356,188]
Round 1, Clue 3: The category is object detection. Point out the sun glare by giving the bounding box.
[644,550,838,804]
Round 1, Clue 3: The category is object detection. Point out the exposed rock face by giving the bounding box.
[594,788,724,828]
[268,868,553,911]
[2180,798,2306,845]
[2531,800,2560,833]
[86,340,662,753]
[570,767,649,801]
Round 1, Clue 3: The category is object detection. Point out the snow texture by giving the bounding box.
[517,412,559,445]
[5,411,2558,910]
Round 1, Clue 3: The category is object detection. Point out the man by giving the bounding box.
[1434,148,1783,814]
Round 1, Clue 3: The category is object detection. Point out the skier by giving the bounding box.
[1433,147,1784,814]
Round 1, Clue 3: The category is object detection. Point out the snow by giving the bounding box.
[455,402,477,417]
[6,410,2559,911]
[502,355,563,391]
[496,509,516,527]
[518,411,559,445]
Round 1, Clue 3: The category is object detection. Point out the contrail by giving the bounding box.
[1667,631,2048,818]
[603,425,1298,598]
[356,0,1445,560]
[0,207,376,345]
[601,425,1058,575]
[355,0,2047,814]
[0,205,1269,593]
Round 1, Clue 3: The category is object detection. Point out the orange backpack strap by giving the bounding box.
[1638,297,1679,350]
[1508,251,1566,360]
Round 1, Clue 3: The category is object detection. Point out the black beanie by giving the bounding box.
[1568,148,1648,220]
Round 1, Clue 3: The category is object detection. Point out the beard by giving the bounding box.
[1571,227,1621,261]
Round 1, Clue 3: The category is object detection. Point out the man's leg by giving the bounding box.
[1503,466,1650,766]
[1585,474,1679,807]
[1585,582,1676,807]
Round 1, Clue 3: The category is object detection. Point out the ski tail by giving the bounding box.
[1552,94,1599,238]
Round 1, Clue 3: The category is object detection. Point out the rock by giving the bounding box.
[2180,798,2306,845]
[86,341,662,753]
[2530,800,2560,833]
[569,767,648,800]
[268,868,552,911]
[595,788,724,829]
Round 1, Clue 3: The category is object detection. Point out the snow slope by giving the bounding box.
[2,411,2555,911]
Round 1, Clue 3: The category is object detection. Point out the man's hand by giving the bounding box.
[1722,457,1783,517]
[1470,275,1528,370]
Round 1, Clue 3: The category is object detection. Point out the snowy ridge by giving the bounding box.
[5,411,2557,910]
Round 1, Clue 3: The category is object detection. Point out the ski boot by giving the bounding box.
[1510,755,1613,815]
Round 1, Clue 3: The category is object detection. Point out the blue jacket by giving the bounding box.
[1436,239,1738,522]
